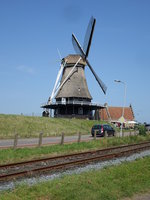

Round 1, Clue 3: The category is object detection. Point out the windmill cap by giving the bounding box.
[63,54,86,66]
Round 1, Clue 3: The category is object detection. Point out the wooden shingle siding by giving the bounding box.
[56,54,92,100]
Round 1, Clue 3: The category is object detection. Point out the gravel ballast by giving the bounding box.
[1,150,150,192]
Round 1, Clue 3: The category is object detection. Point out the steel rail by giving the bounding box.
[1,141,150,169]
[0,141,150,182]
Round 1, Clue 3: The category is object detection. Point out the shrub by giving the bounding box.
[138,125,146,136]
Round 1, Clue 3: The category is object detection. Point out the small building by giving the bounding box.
[95,104,136,128]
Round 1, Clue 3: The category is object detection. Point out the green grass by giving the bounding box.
[0,114,109,139]
[0,135,150,165]
[1,153,150,199]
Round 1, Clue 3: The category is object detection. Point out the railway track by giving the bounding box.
[1,141,150,182]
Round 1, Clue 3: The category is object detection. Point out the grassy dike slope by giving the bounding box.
[0,114,105,139]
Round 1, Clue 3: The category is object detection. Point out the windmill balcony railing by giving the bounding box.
[41,100,104,108]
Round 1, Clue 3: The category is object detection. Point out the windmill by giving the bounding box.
[41,16,107,119]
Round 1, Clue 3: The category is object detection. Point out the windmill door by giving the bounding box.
[78,107,83,115]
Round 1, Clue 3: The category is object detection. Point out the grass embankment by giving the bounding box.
[0,114,107,139]
[0,135,150,165]
[1,150,150,199]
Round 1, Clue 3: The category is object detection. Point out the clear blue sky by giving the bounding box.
[0,0,150,123]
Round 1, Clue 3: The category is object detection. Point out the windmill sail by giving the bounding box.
[86,59,107,94]
[48,60,66,104]
[83,16,96,58]
[72,34,85,58]
[72,17,107,94]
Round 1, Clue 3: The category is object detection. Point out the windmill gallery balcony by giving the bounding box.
[41,99,104,119]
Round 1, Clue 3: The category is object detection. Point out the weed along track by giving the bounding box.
[1,141,150,182]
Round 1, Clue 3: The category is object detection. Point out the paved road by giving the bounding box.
[0,134,93,148]
[0,131,138,149]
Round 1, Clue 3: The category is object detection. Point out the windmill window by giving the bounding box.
[78,88,81,92]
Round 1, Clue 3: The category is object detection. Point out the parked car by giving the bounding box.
[91,124,115,137]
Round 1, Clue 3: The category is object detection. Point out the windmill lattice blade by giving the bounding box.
[57,48,62,60]
[48,61,66,104]
[83,16,96,58]
[86,59,107,94]
[72,34,85,58]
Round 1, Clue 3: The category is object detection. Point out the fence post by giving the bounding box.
[135,130,139,135]
[104,131,107,138]
[60,132,64,145]
[13,134,18,149]
[94,130,96,140]
[134,129,136,136]
[38,132,43,147]
[78,132,81,143]
[122,130,124,137]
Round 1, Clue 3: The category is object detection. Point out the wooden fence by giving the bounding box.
[10,130,140,149]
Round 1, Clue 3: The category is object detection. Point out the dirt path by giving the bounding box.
[123,192,150,200]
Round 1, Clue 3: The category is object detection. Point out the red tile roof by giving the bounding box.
[100,106,134,121]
